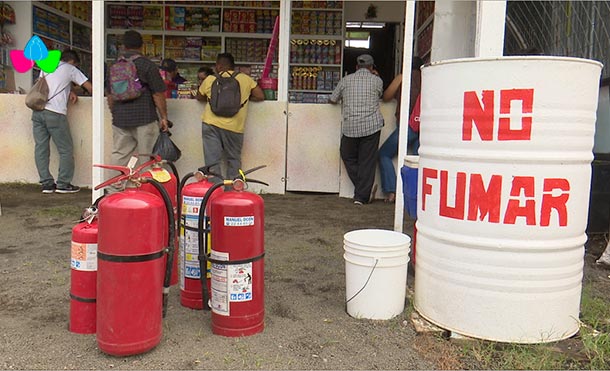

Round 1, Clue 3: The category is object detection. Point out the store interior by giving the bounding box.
[1,1,424,98]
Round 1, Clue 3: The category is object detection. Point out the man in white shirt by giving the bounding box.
[32,49,92,194]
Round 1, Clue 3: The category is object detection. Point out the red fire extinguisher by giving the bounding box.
[140,155,180,286]
[199,167,267,337]
[178,167,223,309]
[69,205,100,334]
[93,158,175,356]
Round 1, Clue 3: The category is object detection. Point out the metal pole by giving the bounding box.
[91,0,105,202]
[393,0,416,232]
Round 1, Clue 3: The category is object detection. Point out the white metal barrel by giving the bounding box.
[414,57,602,343]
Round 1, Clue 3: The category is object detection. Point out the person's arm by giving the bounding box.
[196,77,209,102]
[81,81,93,95]
[328,80,343,104]
[152,92,169,132]
[194,90,207,102]
[383,74,402,102]
[409,70,422,113]
[249,85,265,102]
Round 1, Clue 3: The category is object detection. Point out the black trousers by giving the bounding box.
[340,131,381,203]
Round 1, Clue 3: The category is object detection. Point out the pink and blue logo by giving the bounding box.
[10,35,61,73]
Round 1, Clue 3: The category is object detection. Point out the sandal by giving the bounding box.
[384,193,396,203]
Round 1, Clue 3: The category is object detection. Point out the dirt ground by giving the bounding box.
[0,183,609,370]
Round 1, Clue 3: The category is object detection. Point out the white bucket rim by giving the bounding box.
[344,242,409,255]
[425,56,603,69]
[344,229,411,248]
[344,253,410,268]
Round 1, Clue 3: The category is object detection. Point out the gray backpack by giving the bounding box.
[210,71,246,117]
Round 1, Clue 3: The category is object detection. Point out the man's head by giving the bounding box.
[123,30,143,50]
[215,53,235,72]
[197,66,215,83]
[61,49,80,65]
[160,59,178,73]
[160,58,179,79]
[356,54,375,71]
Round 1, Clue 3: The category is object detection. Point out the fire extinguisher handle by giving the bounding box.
[92,164,132,190]
[93,155,162,190]
[133,154,162,174]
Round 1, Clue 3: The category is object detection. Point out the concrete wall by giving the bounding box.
[0,95,398,199]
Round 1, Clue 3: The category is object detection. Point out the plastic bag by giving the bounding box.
[152,130,181,162]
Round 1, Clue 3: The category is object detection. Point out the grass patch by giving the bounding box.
[454,284,610,369]
[36,205,83,218]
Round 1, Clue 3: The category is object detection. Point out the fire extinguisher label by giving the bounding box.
[181,196,210,280]
[224,216,255,226]
[70,242,97,271]
[210,251,254,316]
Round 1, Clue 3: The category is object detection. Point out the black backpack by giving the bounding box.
[210,71,246,117]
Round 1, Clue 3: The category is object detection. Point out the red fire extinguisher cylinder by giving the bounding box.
[96,189,168,356]
[69,218,98,334]
[208,182,265,337]
[179,172,222,309]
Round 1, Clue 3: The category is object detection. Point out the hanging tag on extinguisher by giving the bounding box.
[127,155,138,170]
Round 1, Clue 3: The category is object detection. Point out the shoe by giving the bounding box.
[42,184,56,194]
[55,184,80,194]
[354,200,364,206]
[369,184,378,204]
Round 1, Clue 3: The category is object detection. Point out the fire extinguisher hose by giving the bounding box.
[197,181,227,310]
[177,172,196,239]
[164,160,181,204]
[142,178,176,318]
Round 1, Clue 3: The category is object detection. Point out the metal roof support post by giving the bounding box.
[475,0,507,57]
[92,1,105,202]
[393,0,416,232]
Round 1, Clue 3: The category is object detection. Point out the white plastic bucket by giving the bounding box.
[414,57,602,343]
[344,229,411,320]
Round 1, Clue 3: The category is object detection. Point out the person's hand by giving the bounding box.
[160,118,169,132]
[69,91,78,104]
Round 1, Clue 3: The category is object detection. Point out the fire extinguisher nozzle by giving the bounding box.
[162,294,168,318]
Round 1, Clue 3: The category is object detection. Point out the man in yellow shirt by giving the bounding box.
[197,53,264,182]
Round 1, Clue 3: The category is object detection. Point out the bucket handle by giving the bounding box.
[346,258,378,305]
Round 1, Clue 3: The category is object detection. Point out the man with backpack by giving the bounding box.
[108,30,169,170]
[31,49,93,194]
[196,53,264,182]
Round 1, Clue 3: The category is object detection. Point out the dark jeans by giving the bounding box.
[378,126,420,194]
[340,131,381,203]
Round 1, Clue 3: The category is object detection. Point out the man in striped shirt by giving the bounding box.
[329,54,384,205]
